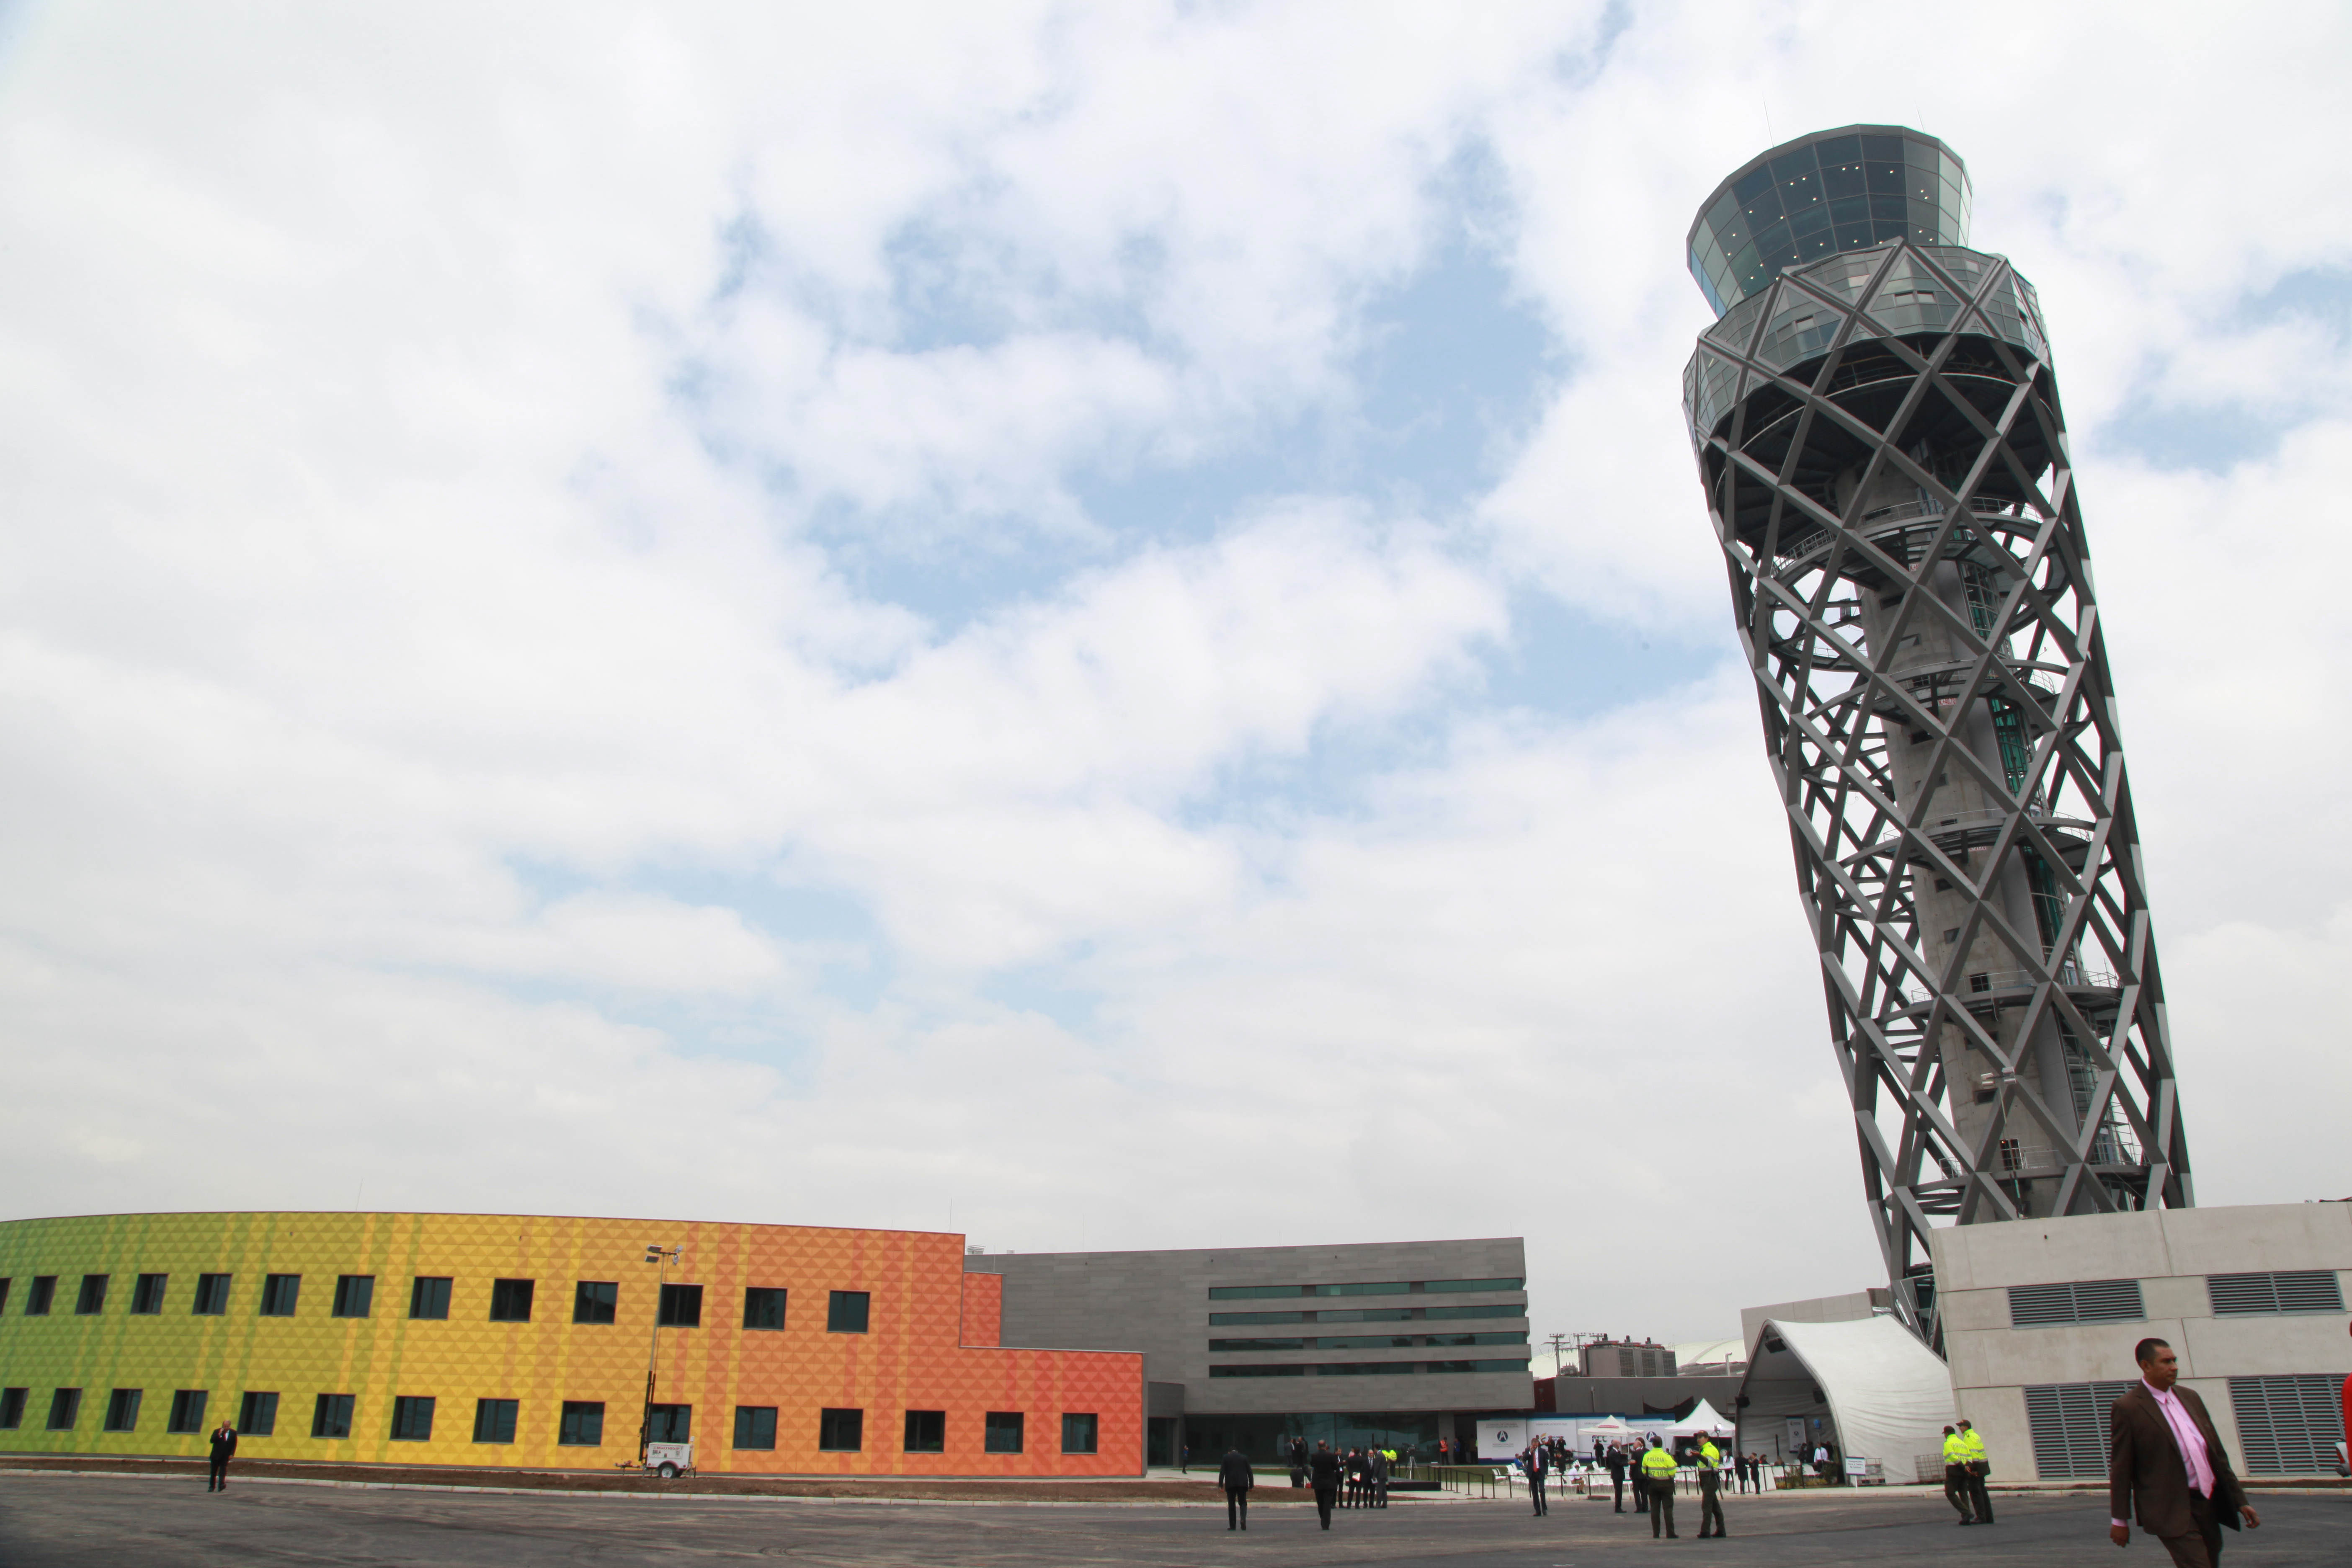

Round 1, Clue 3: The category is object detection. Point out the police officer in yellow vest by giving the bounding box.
[1956,1419,1995,1524]
[1941,1425,1976,1524]
[1695,1434,1728,1537]
[1640,1436,1681,1539]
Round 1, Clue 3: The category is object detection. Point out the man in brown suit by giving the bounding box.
[2109,1338,2260,1566]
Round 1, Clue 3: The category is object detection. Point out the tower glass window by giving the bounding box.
[826,1291,870,1333]
[573,1281,618,1324]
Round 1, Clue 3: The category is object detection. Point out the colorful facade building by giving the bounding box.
[0,1211,1143,1476]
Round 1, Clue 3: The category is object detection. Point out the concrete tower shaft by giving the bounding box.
[1681,127,2192,1343]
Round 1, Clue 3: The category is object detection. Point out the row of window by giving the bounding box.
[1205,1277,1522,1301]
[1207,1331,1527,1352]
[2006,1270,2345,1328]
[0,1274,867,1332]
[1206,1304,1521,1326]
[0,1386,1098,1455]
[1208,1358,1529,1378]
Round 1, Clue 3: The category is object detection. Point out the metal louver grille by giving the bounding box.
[2009,1278,2145,1326]
[2207,1271,2346,1317]
[2024,1380,2135,1479]
[2228,1375,2346,1474]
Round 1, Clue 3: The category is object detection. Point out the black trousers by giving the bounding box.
[1699,1472,1726,1535]
[1964,1464,1994,1523]
[1313,1485,1336,1529]
[1945,1463,1974,1518]
[207,1455,229,1490]
[1610,1472,1625,1510]
[1530,1476,1547,1515]
[1648,1476,1677,1537]
[1224,1488,1248,1529]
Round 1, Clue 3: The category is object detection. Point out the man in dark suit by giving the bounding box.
[2110,1337,2261,1565]
[206,1421,237,1491]
[1602,1442,1629,1511]
[1522,1442,1548,1516]
[1217,1444,1253,1531]
[1309,1441,1342,1530]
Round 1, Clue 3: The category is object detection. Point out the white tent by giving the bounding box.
[1583,1416,1637,1437]
[1735,1315,1955,1474]
[1670,1399,1734,1436]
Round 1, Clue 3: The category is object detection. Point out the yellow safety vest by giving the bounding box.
[1697,1441,1720,1471]
[1959,1431,1987,1465]
[1640,1446,1678,1479]
[1942,1432,1969,1464]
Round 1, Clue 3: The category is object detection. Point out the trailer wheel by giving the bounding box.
[658,1462,679,1480]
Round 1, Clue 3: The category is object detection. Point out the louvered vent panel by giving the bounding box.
[2228,1375,2345,1474]
[2208,1270,2345,1316]
[2024,1381,2135,1479]
[2009,1279,2144,1327]
[2009,1284,2075,1326]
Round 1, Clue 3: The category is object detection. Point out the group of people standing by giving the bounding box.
[1217,1438,1395,1531]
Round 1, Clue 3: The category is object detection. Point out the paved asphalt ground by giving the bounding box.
[0,1475,2344,1566]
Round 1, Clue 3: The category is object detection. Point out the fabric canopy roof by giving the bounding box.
[1735,1314,1955,1471]
[1670,1398,1733,1436]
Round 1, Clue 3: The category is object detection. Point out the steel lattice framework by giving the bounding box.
[1681,138,2192,1341]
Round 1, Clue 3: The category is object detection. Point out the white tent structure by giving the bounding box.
[1736,1316,1955,1477]
[1669,1399,1734,1437]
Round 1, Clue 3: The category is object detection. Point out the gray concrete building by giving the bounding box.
[965,1238,1529,1463]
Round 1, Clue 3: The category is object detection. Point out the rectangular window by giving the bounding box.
[331,1276,375,1318]
[259,1274,301,1317]
[2207,1271,2346,1317]
[76,1275,109,1315]
[573,1281,617,1325]
[656,1283,702,1328]
[390,1395,435,1442]
[1061,1413,1098,1455]
[732,1406,777,1450]
[238,1392,278,1436]
[487,1279,535,1322]
[558,1401,605,1447]
[1310,1308,1414,1323]
[166,1390,209,1434]
[2024,1381,2136,1478]
[103,1389,142,1431]
[132,1274,169,1315]
[311,1393,355,1439]
[1420,1277,1525,1293]
[47,1389,82,1430]
[818,1408,863,1452]
[1208,1364,1308,1378]
[409,1276,452,1320]
[1422,1305,1521,1320]
[1208,1338,1307,1351]
[472,1398,518,1444]
[1207,1310,1306,1325]
[2229,1374,2347,1474]
[0,1388,25,1429]
[742,1287,787,1331]
[984,1411,1024,1454]
[1207,1284,1306,1300]
[28,1276,57,1315]
[0,1279,9,1315]
[903,1409,945,1453]
[646,1404,692,1444]
[1309,1282,1411,1297]
[826,1290,869,1333]
[2008,1278,2145,1327]
[192,1274,231,1315]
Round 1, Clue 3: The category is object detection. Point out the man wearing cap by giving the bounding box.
[1640,1436,1680,1540]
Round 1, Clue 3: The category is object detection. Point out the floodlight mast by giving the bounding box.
[1680,126,2192,1346]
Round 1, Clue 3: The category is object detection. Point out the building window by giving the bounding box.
[131,1274,169,1315]
[0,1279,9,1315]
[1209,1364,1309,1378]
[311,1394,355,1439]
[1970,972,1991,993]
[27,1276,57,1315]
[657,1284,702,1328]
[1207,1284,1306,1300]
[2023,1381,2136,1478]
[2229,1374,2348,1474]
[259,1274,302,1317]
[742,1287,787,1331]
[1209,1337,1308,1351]
[818,1408,864,1452]
[1207,1310,1306,1326]
[409,1277,452,1320]
[1942,927,1961,943]
[76,1275,109,1315]
[192,1274,232,1316]
[984,1412,1025,1454]
[487,1279,535,1323]
[1422,1305,1521,1320]
[732,1406,777,1451]
[2207,1271,2346,1317]
[390,1396,435,1442]
[573,1281,618,1325]
[903,1410,945,1453]
[166,1390,209,1434]
[558,1402,604,1447]
[47,1389,82,1431]
[1309,1282,1411,1297]
[1061,1413,1098,1455]
[646,1404,692,1444]
[103,1389,142,1432]
[0,1388,25,1429]
[331,1276,375,1318]
[238,1392,278,1436]
[826,1291,870,1333]
[472,1399,518,1444]
[1420,1277,1524,1293]
[2007,1279,2145,1327]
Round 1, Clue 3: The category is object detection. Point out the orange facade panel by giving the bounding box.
[0,1212,1141,1476]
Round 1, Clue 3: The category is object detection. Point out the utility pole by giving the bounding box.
[639,1243,681,1463]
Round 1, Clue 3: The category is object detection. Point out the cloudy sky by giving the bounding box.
[3,1,2347,1345]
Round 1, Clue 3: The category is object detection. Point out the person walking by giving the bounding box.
[1218,1443,1253,1531]
[1310,1440,1343,1531]
[1640,1436,1680,1539]
[1695,1433,1728,1538]
[1956,1419,1995,1524]
[1289,1436,1309,1488]
[1941,1424,1977,1524]
[1371,1445,1390,1509]
[2109,1337,2259,1566]
[206,1420,237,1492]
[1603,1441,1629,1512]
[1523,1442,1549,1517]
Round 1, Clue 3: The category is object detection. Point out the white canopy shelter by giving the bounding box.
[1735,1315,1955,1473]
[1670,1399,1734,1436]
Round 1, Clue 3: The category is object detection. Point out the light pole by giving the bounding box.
[640,1244,680,1463]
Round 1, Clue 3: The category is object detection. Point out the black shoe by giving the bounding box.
[1958,1517,1973,1525]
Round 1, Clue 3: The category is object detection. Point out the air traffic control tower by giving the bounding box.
[1680,127,2191,1342]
